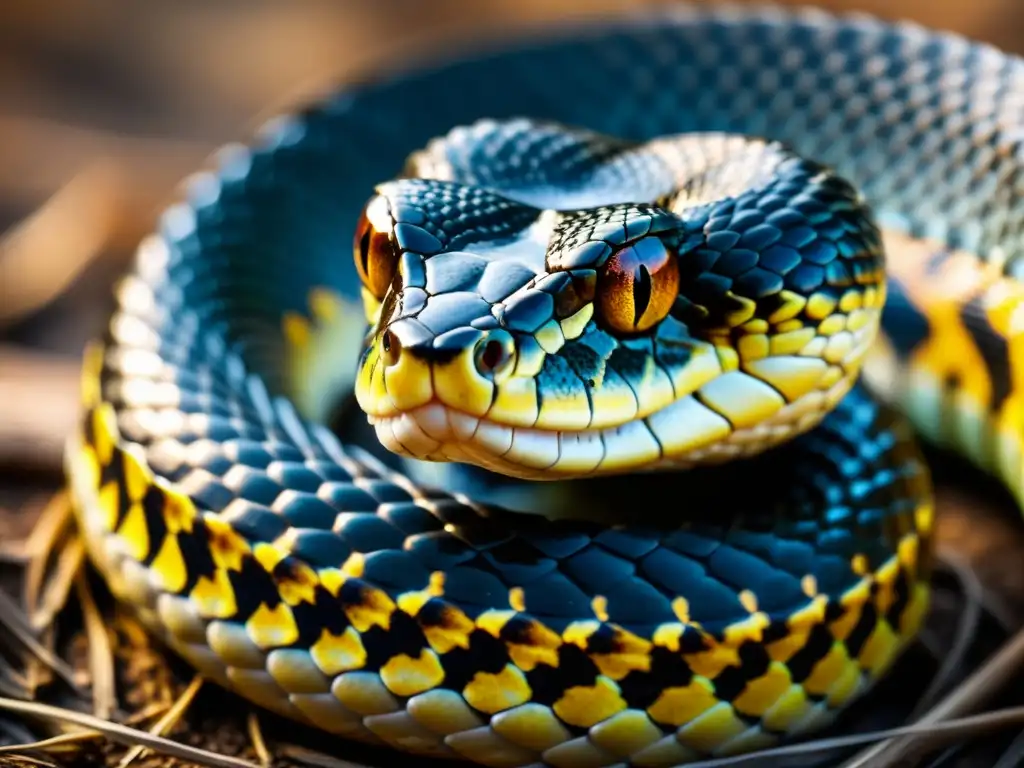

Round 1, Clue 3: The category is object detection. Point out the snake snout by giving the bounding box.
[373,322,516,385]
[356,313,516,421]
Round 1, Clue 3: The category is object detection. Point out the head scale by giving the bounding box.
[353,119,886,480]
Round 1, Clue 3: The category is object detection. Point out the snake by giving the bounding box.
[63,5,1024,768]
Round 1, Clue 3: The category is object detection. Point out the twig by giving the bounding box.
[0,588,80,693]
[683,706,1024,767]
[0,115,207,214]
[908,554,985,719]
[23,492,79,632]
[0,697,256,768]
[22,492,72,583]
[276,744,370,768]
[0,729,104,754]
[0,753,60,767]
[75,573,116,720]
[0,701,171,756]
[30,537,84,634]
[116,674,204,768]
[123,701,175,726]
[839,624,1024,767]
[246,712,271,768]
[18,495,83,699]
[0,163,122,327]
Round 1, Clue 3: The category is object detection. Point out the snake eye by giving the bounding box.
[354,196,400,300]
[596,236,679,334]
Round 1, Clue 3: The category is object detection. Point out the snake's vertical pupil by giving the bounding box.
[358,229,372,276]
[597,236,679,333]
[633,264,653,327]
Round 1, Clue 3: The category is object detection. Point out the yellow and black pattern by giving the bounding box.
[64,6,1024,768]
[69,357,932,765]
[866,232,1024,506]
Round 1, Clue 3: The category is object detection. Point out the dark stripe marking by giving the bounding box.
[960,293,1013,412]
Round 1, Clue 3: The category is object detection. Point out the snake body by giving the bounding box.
[65,6,1024,768]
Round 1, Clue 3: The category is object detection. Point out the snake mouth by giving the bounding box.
[367,401,675,480]
[357,336,733,479]
[360,325,879,479]
[358,313,882,479]
[365,367,854,481]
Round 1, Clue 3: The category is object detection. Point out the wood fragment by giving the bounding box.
[75,573,116,720]
[246,712,271,768]
[30,536,84,634]
[276,744,370,768]
[116,675,204,768]
[0,696,256,768]
[0,588,80,693]
[23,492,75,625]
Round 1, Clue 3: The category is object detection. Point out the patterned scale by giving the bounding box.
[72,365,930,765]
[65,5,1024,768]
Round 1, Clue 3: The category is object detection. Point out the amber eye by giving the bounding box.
[596,236,679,334]
[353,196,399,300]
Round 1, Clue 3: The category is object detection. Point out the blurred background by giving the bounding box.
[2,1,1024,766]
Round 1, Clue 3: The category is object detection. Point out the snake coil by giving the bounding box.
[67,6,1024,767]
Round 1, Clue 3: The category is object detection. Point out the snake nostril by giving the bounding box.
[381,329,401,367]
[475,335,513,377]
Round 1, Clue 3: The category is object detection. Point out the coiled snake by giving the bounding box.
[65,6,1024,767]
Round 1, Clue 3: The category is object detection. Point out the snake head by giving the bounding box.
[353,120,886,480]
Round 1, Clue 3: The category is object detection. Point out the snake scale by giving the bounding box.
[64,6,1024,768]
